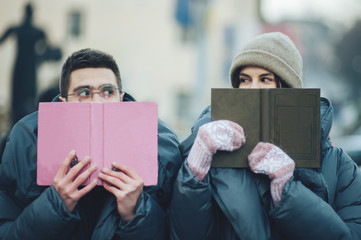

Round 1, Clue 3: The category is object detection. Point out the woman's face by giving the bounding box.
[237,66,278,89]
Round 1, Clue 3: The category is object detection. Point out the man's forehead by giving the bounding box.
[69,68,117,89]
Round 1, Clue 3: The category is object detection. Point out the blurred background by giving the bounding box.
[0,0,361,163]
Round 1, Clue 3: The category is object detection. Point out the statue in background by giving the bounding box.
[0,3,61,126]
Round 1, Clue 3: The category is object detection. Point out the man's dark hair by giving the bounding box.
[60,48,122,97]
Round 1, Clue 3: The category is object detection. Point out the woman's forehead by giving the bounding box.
[239,66,274,75]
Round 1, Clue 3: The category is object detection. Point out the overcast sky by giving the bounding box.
[262,0,361,27]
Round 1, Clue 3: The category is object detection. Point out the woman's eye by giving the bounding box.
[239,78,249,83]
[262,78,273,82]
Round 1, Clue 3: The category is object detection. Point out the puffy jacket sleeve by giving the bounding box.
[169,106,217,240]
[0,187,82,240]
[111,192,167,239]
[270,148,361,239]
[105,119,183,240]
[0,114,82,240]
[169,161,217,240]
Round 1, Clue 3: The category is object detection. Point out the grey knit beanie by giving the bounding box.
[229,32,303,88]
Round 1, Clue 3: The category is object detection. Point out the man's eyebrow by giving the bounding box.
[72,85,91,92]
[72,84,117,92]
[101,84,117,88]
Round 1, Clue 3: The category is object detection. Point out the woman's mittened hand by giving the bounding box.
[248,142,295,205]
[187,120,246,181]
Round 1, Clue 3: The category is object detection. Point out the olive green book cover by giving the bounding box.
[211,88,320,168]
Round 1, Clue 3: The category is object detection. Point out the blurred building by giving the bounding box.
[0,0,262,140]
[1,0,358,142]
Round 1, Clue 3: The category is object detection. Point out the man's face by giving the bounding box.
[60,68,123,102]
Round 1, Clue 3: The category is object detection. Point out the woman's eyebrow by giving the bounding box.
[260,72,274,77]
[239,73,250,77]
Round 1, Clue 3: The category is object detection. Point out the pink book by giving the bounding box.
[37,102,158,186]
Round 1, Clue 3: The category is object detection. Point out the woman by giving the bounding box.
[169,32,361,239]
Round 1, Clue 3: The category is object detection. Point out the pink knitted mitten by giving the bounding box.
[248,142,295,205]
[187,120,245,181]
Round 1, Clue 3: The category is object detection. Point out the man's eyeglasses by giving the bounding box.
[66,85,121,101]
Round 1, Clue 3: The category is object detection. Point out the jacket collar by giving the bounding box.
[320,97,333,151]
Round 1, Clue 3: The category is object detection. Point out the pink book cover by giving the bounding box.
[37,102,158,186]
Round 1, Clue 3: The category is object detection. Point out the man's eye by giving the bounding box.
[102,89,114,96]
[77,89,91,97]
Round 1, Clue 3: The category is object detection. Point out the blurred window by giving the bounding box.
[177,92,191,120]
[69,11,82,38]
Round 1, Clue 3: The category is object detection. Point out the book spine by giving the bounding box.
[90,103,104,185]
[261,89,270,142]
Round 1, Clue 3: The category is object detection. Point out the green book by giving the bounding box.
[211,88,320,168]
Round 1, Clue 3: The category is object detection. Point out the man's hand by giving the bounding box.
[98,162,144,222]
[53,150,98,212]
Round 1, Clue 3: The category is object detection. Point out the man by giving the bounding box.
[0,48,182,239]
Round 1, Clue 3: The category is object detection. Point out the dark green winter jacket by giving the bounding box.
[169,97,361,240]
[0,93,182,240]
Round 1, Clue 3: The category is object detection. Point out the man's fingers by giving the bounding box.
[98,172,127,190]
[103,182,122,196]
[77,178,98,198]
[55,150,76,178]
[72,163,98,186]
[66,156,91,180]
[111,162,143,181]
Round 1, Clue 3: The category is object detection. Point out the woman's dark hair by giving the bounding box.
[60,48,122,97]
[275,75,290,88]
